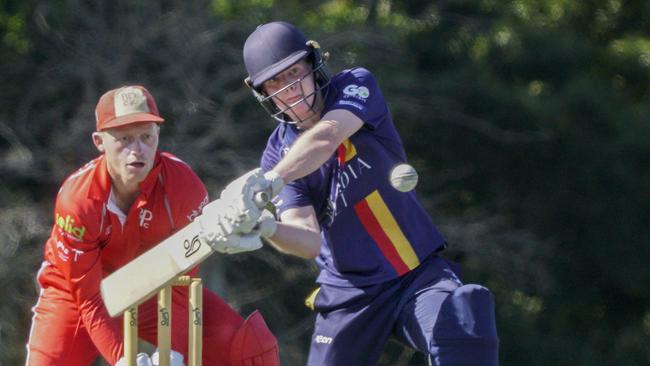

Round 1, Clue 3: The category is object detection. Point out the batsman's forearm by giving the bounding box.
[265,222,321,259]
[272,120,340,183]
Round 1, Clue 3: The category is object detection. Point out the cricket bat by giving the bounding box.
[100,191,269,317]
[100,219,213,316]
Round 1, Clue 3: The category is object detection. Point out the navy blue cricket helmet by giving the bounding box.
[243,21,330,123]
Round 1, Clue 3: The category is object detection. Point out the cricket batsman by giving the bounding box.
[213,21,500,365]
[24,85,280,366]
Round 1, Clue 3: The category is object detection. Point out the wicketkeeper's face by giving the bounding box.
[93,122,160,187]
[262,59,320,125]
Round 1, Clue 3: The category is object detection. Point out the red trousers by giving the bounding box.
[26,285,244,366]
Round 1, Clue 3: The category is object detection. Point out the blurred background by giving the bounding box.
[1,0,649,365]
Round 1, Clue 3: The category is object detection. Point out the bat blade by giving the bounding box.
[100,220,213,316]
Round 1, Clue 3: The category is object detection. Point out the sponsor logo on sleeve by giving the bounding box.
[55,240,85,262]
[335,100,365,111]
[314,334,333,344]
[187,195,209,222]
[55,213,87,241]
[342,84,370,100]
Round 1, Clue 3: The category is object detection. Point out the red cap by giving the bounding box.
[95,85,164,131]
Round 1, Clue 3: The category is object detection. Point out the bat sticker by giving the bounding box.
[184,235,202,258]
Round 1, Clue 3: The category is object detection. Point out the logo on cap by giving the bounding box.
[114,87,150,117]
[95,85,164,131]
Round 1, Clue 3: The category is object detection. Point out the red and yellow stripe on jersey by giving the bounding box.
[353,190,420,275]
[337,139,357,166]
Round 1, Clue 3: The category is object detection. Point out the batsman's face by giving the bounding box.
[263,60,319,125]
[93,122,160,187]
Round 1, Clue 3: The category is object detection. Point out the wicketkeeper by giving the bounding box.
[210,21,500,365]
[25,85,280,366]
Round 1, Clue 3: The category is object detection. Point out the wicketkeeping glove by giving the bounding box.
[115,353,153,366]
[151,348,186,366]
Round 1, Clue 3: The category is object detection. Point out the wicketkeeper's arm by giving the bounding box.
[51,232,124,364]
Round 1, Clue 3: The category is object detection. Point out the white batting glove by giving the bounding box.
[198,199,263,254]
[151,349,186,366]
[198,198,240,241]
[257,210,277,238]
[259,170,285,198]
[207,212,276,254]
[115,353,153,366]
[222,168,284,200]
[219,168,284,234]
[215,232,263,254]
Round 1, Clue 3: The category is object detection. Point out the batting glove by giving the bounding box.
[257,209,278,238]
[198,198,243,240]
[197,199,263,254]
[219,168,284,234]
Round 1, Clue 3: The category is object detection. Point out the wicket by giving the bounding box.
[123,275,203,366]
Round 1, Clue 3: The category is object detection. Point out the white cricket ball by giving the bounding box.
[389,163,418,192]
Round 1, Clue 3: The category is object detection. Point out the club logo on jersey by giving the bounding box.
[55,240,84,262]
[184,235,202,258]
[343,84,370,100]
[139,208,153,228]
[55,213,87,241]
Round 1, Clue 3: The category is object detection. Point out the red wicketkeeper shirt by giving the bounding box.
[37,151,208,363]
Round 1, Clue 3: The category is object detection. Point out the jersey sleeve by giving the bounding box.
[275,179,314,216]
[260,126,284,174]
[327,67,389,130]
[161,153,209,228]
[48,192,124,364]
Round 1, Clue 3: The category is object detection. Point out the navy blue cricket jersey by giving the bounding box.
[261,67,446,287]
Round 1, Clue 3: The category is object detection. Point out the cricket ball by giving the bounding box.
[389,163,418,192]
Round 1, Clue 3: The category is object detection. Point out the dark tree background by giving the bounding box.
[1,1,648,365]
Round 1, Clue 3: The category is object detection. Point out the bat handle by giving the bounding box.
[254,191,269,208]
